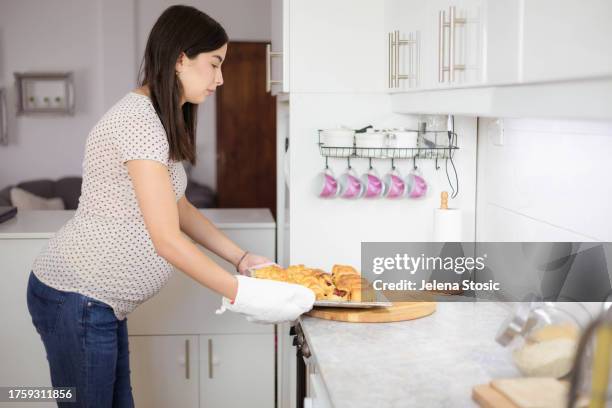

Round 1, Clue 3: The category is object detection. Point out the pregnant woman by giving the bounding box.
[26,5,314,407]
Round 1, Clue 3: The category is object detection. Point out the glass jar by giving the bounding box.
[495,299,590,379]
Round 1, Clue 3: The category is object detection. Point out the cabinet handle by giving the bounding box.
[208,338,213,379]
[449,6,466,82]
[438,9,446,83]
[266,43,283,93]
[395,30,400,88]
[388,32,393,88]
[185,339,190,380]
[0,89,7,146]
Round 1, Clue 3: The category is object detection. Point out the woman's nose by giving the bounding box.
[216,69,224,86]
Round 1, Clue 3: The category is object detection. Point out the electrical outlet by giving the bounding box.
[488,119,504,146]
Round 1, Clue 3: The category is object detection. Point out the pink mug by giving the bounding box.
[361,168,385,198]
[405,170,427,198]
[338,168,364,199]
[315,168,339,198]
[383,168,406,199]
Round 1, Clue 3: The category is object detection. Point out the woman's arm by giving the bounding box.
[126,160,238,300]
[176,196,245,269]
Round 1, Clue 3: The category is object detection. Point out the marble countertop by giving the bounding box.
[0,209,275,239]
[299,302,521,408]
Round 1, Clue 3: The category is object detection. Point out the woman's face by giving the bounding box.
[176,43,227,105]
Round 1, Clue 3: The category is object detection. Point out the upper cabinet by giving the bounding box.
[520,0,612,83]
[268,0,289,95]
[385,0,484,91]
[289,0,387,93]
[384,0,612,92]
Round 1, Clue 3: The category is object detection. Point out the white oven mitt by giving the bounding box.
[215,275,315,324]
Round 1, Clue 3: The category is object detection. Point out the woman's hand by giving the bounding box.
[215,275,315,324]
[237,252,276,276]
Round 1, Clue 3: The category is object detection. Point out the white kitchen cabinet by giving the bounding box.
[482,0,521,85]
[199,334,275,408]
[269,0,290,95]
[129,335,199,408]
[289,0,387,93]
[385,0,483,91]
[0,210,276,408]
[384,0,427,91]
[521,0,612,83]
[424,0,483,88]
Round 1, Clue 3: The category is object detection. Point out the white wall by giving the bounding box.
[289,93,478,269]
[0,0,271,190]
[476,117,612,241]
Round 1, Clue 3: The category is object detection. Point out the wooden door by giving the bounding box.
[216,41,277,218]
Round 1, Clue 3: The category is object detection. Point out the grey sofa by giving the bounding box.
[0,176,217,209]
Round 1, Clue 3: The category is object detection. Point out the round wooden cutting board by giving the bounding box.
[306,302,436,323]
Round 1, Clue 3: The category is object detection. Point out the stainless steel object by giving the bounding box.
[208,338,213,379]
[389,30,419,89]
[266,44,283,92]
[438,6,466,83]
[313,300,393,308]
[185,339,190,379]
[449,6,466,82]
[0,88,7,146]
[438,10,445,83]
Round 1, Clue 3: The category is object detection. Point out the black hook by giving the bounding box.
[347,156,352,169]
[368,158,373,170]
[325,156,329,169]
[413,155,417,170]
[435,156,440,170]
[391,158,396,170]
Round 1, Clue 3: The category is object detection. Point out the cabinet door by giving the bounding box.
[290,0,386,93]
[127,227,275,335]
[199,334,274,408]
[419,0,483,89]
[521,0,612,83]
[270,0,289,95]
[385,0,428,91]
[482,0,521,85]
[129,335,199,408]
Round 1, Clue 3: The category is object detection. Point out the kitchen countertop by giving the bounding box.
[299,302,521,408]
[0,209,275,239]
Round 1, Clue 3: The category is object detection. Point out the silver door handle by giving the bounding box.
[391,31,418,89]
[208,338,213,379]
[448,6,466,82]
[266,43,283,92]
[388,32,393,88]
[0,89,7,146]
[438,10,446,83]
[185,339,190,380]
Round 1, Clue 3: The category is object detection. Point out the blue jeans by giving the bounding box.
[26,271,135,408]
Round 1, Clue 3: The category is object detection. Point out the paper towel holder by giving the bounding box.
[440,191,449,209]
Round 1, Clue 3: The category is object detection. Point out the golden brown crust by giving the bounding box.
[254,264,371,302]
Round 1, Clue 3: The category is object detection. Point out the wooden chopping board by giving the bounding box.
[472,384,518,408]
[472,378,585,408]
[306,302,436,323]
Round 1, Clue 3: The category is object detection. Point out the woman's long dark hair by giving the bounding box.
[138,5,228,165]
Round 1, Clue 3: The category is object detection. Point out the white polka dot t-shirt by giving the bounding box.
[32,92,187,320]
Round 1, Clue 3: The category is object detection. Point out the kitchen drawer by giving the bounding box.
[127,228,275,335]
[199,334,275,408]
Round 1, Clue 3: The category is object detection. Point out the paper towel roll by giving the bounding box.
[433,208,463,242]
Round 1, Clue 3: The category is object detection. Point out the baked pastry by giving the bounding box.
[254,263,372,302]
[253,265,288,281]
[331,264,360,285]
[334,274,375,302]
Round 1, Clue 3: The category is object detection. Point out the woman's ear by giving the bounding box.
[175,52,187,74]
